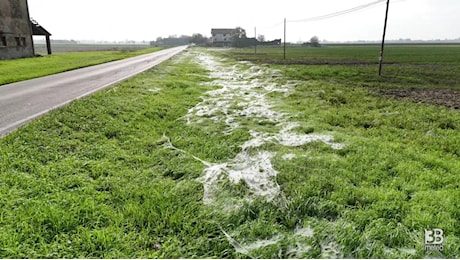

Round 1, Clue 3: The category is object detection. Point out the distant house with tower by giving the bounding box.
[211,27,282,47]
[211,28,247,47]
[211,28,237,47]
[0,0,52,60]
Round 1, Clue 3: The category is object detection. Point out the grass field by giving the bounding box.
[34,43,152,54]
[227,45,460,88]
[0,45,459,258]
[0,46,163,86]
[225,45,460,109]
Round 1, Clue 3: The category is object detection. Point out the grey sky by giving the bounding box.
[28,0,460,42]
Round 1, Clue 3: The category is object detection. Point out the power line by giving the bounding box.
[257,0,406,31]
[259,21,284,30]
[288,0,386,23]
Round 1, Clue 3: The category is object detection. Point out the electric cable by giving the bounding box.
[288,0,386,23]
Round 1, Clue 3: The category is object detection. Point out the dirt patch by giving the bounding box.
[369,87,460,110]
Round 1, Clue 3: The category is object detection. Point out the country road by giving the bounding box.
[0,45,187,137]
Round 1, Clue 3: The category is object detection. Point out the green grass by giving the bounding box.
[0,47,164,85]
[226,45,460,90]
[0,52,240,258]
[34,43,153,54]
[0,46,459,258]
[212,45,460,258]
[232,44,460,64]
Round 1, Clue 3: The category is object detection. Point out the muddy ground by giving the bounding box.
[369,87,460,110]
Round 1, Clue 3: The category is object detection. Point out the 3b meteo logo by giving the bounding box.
[425,229,444,251]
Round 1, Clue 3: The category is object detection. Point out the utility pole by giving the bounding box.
[255,27,257,54]
[379,0,390,76]
[284,18,286,60]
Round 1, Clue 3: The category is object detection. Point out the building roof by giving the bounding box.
[30,19,51,36]
[211,28,236,35]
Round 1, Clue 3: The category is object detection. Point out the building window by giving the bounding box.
[15,37,26,47]
[0,36,6,47]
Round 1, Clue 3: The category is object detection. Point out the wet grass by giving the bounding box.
[0,47,459,258]
[0,47,164,85]
[212,46,460,258]
[270,81,460,258]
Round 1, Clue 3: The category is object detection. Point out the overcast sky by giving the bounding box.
[28,0,460,42]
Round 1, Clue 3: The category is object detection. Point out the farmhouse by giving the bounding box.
[211,28,247,47]
[0,0,52,60]
[211,28,236,47]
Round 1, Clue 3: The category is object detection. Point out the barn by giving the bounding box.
[0,0,51,60]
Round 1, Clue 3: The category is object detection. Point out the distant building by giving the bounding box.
[211,28,238,47]
[259,39,282,46]
[211,28,280,47]
[0,0,51,60]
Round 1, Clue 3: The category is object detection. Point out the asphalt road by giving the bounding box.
[0,45,187,137]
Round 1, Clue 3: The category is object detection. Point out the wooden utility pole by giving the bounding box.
[255,27,257,54]
[284,18,286,60]
[46,35,52,55]
[379,0,390,76]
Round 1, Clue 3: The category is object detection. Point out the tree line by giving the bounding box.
[150,34,209,46]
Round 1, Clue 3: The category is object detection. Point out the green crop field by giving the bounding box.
[226,44,460,109]
[0,46,163,86]
[0,45,459,258]
[227,44,460,87]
